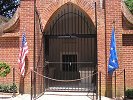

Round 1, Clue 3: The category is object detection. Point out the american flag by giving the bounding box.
[18,33,28,76]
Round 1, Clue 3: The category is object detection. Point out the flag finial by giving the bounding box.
[113,21,115,28]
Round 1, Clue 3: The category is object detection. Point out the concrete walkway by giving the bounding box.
[0,92,115,100]
[38,92,114,100]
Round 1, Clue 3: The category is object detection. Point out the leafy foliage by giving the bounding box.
[0,84,17,93]
[0,62,10,77]
[125,0,133,14]
[0,0,20,18]
[125,89,133,99]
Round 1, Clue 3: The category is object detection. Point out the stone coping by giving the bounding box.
[0,7,19,34]
[121,1,133,25]
[0,32,19,37]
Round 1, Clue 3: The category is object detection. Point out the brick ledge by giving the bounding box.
[0,7,19,34]
[0,32,19,38]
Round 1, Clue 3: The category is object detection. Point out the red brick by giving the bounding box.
[0,0,133,96]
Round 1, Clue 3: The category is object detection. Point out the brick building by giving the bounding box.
[0,0,133,98]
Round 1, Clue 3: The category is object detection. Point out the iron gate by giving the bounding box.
[44,2,97,92]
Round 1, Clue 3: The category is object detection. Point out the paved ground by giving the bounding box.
[0,92,120,100]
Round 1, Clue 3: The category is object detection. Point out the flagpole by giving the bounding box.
[103,0,108,97]
[94,2,98,99]
[33,0,36,99]
[103,0,112,97]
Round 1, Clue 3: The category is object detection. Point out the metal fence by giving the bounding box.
[0,68,126,100]
[99,69,126,100]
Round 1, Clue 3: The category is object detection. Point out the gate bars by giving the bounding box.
[31,1,127,99]
[43,1,97,93]
[32,1,98,100]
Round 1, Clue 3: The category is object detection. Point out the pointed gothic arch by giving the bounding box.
[43,2,97,93]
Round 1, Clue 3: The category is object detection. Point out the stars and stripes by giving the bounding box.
[108,27,119,75]
[18,33,28,76]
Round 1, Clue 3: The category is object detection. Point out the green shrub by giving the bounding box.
[125,89,133,99]
[9,84,17,93]
[0,84,17,93]
[0,85,3,92]
[2,85,10,92]
[125,0,133,14]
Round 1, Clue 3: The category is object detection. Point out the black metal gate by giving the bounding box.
[44,2,97,92]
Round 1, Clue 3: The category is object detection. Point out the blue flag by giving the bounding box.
[108,27,119,75]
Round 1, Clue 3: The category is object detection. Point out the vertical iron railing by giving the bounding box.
[124,69,126,100]
[99,71,101,100]
[34,0,36,98]
[31,70,33,100]
[13,67,15,97]
[95,1,98,100]
[115,71,116,98]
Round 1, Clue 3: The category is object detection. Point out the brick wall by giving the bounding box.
[105,0,133,97]
[0,0,34,93]
[0,0,133,97]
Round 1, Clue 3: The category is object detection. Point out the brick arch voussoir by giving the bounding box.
[76,0,96,24]
[43,0,95,32]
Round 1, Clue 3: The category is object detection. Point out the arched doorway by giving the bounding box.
[44,2,97,92]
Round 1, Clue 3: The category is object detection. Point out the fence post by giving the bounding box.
[124,69,126,100]
[31,70,33,100]
[115,71,116,98]
[96,71,98,100]
[13,67,15,97]
[99,71,101,100]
